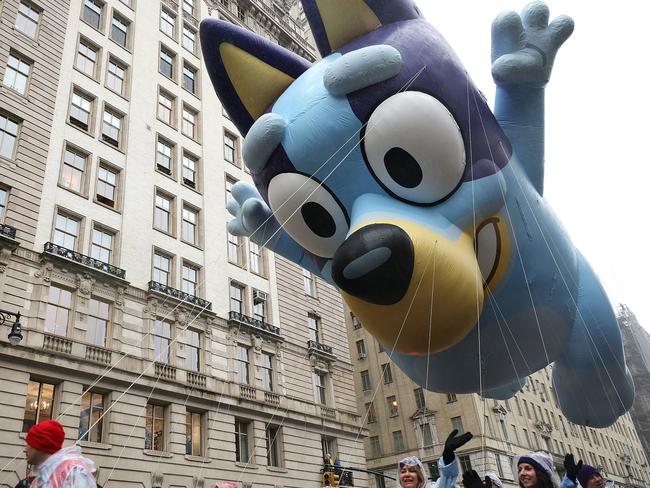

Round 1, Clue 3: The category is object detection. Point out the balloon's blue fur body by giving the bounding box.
[201,0,634,426]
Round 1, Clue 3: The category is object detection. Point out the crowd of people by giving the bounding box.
[397,429,609,488]
[18,420,610,488]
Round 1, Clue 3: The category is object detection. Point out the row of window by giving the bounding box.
[159,6,198,55]
[359,363,393,390]
[23,379,286,465]
[82,0,132,50]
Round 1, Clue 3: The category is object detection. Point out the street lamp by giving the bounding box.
[0,309,22,345]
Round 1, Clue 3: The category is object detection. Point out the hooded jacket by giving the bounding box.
[397,455,459,488]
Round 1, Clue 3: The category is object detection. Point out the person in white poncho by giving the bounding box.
[23,420,97,488]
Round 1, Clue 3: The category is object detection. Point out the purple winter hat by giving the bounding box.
[577,464,600,487]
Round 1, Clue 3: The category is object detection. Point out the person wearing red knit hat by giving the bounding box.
[23,419,96,488]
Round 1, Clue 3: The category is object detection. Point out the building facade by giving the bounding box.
[0,1,368,487]
[619,304,650,463]
[347,310,650,488]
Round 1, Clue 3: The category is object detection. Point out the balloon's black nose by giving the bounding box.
[331,224,414,305]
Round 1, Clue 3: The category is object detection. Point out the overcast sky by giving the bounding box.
[413,0,650,333]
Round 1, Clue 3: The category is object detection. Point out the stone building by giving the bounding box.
[0,1,368,487]
[347,310,650,488]
[619,304,650,463]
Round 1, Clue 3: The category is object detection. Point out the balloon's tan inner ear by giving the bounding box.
[219,43,295,120]
[315,0,381,52]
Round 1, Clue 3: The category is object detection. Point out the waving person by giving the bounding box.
[398,430,473,488]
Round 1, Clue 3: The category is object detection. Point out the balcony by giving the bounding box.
[307,340,336,361]
[239,384,256,401]
[0,223,17,240]
[43,334,73,355]
[264,391,280,406]
[148,281,212,311]
[155,362,177,381]
[43,242,126,280]
[187,371,207,389]
[228,311,282,340]
[85,345,112,365]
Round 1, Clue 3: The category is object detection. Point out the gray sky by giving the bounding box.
[414,0,650,333]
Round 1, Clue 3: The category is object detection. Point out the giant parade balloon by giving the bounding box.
[200,0,634,427]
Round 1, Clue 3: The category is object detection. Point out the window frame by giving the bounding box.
[145,403,166,451]
[75,37,101,80]
[155,135,175,177]
[106,55,128,97]
[68,87,95,133]
[52,209,81,251]
[0,112,20,160]
[89,224,115,264]
[360,370,371,391]
[159,45,176,80]
[78,389,105,443]
[0,186,8,222]
[234,343,250,384]
[387,395,399,417]
[157,88,176,127]
[182,62,198,95]
[260,352,273,391]
[181,204,199,246]
[185,410,202,456]
[181,328,201,372]
[44,284,74,336]
[382,363,393,384]
[15,1,41,39]
[223,130,238,165]
[110,10,130,49]
[181,151,199,190]
[229,281,245,313]
[234,419,250,463]
[181,261,200,297]
[23,379,56,433]
[86,296,111,347]
[59,143,89,196]
[81,0,104,31]
[101,104,125,149]
[152,249,173,286]
[249,241,264,275]
[153,318,172,363]
[182,24,196,54]
[3,51,32,95]
[95,161,120,210]
[181,104,198,140]
[314,371,327,405]
[153,190,174,235]
[266,424,282,467]
[307,313,321,343]
[160,7,176,38]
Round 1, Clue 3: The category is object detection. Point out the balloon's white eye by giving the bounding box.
[267,173,349,258]
[362,91,466,205]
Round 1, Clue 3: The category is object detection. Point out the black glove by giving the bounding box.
[484,476,492,487]
[461,470,483,488]
[442,429,473,464]
[564,453,583,483]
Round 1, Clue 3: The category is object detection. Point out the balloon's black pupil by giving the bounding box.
[302,202,336,238]
[384,147,423,188]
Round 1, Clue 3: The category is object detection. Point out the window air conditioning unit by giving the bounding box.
[358,353,367,359]
[253,290,268,303]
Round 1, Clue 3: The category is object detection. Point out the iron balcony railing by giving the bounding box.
[228,310,281,338]
[307,339,335,357]
[148,281,212,311]
[44,242,126,280]
[0,223,17,240]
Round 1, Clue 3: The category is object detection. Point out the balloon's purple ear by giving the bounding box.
[301,0,422,56]
[200,19,311,136]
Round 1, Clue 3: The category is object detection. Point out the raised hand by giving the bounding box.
[461,470,484,488]
[226,181,280,245]
[491,1,574,86]
[563,453,583,483]
[442,429,473,464]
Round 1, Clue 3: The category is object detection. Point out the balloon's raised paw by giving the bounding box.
[491,1,574,86]
[226,181,279,243]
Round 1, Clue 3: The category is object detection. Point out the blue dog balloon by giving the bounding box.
[201,0,634,426]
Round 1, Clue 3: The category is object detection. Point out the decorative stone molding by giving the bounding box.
[0,247,11,273]
[152,472,163,488]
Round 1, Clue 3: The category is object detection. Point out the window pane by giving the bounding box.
[87,297,109,346]
[182,154,197,187]
[76,41,97,77]
[111,15,128,46]
[182,26,195,52]
[161,9,175,37]
[96,164,117,206]
[79,390,104,442]
[4,54,31,94]
[0,188,7,220]
[0,114,19,159]
[235,345,249,384]
[16,2,40,38]
[83,0,102,28]
[23,380,55,432]
[53,213,79,250]
[160,48,173,78]
[153,319,171,363]
[45,285,72,336]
